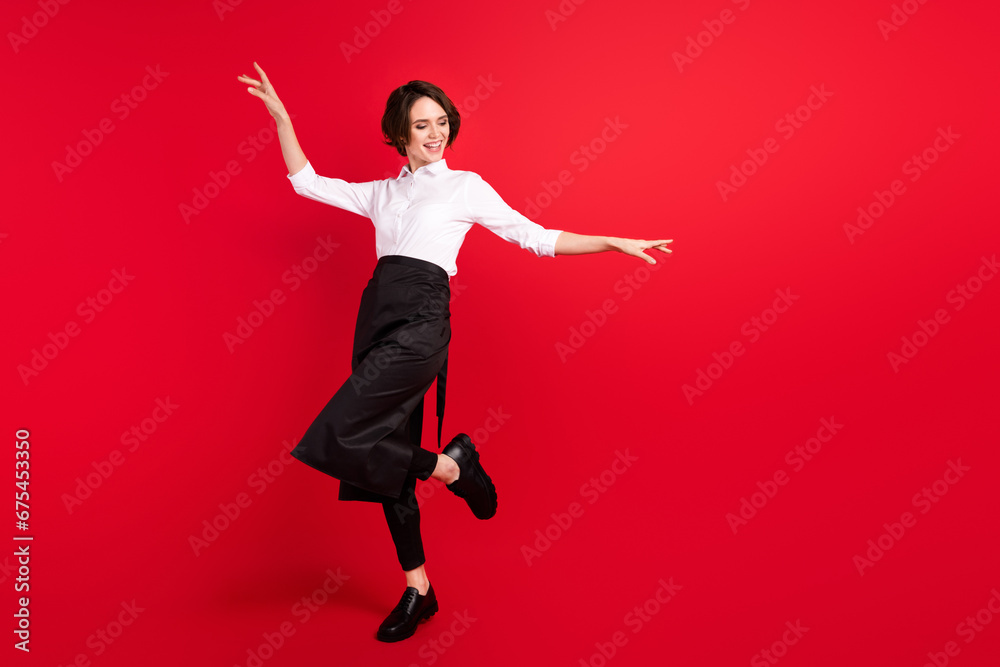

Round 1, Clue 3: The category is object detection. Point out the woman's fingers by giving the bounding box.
[237,71,262,90]
[621,242,656,264]
[625,239,674,263]
[254,62,274,92]
[638,239,673,254]
[237,63,275,97]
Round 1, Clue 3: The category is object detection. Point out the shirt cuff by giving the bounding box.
[287,161,316,188]
[539,228,563,258]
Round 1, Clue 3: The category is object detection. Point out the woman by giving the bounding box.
[237,61,672,642]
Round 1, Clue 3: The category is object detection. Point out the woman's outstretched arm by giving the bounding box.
[240,61,375,217]
[554,232,673,265]
[238,61,307,176]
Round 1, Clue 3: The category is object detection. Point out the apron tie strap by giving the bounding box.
[436,354,447,449]
[406,353,447,450]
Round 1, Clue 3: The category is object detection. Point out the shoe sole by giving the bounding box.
[375,601,439,643]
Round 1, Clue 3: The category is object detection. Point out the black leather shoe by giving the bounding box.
[442,433,498,520]
[376,584,438,642]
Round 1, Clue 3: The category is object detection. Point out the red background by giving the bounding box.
[4,0,1000,665]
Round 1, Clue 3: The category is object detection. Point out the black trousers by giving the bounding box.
[384,453,439,570]
[290,254,451,571]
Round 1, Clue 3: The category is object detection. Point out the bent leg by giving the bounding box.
[291,340,446,498]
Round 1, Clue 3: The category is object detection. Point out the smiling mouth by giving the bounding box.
[425,141,442,151]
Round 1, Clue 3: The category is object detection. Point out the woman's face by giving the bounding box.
[404,96,449,171]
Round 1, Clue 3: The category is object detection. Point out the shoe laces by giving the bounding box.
[394,588,419,612]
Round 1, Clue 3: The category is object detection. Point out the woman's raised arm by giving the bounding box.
[238,61,307,176]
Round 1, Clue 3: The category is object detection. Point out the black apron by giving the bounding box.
[290,254,450,503]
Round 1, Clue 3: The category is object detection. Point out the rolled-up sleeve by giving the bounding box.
[287,161,376,218]
[464,173,562,258]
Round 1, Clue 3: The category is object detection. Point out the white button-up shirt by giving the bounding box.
[287,158,563,277]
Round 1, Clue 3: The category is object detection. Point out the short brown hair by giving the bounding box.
[381,81,461,157]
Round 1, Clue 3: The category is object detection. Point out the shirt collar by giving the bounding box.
[398,158,449,180]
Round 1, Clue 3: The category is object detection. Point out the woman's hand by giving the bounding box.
[238,61,289,123]
[553,233,674,262]
[608,237,673,264]
[236,61,307,175]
